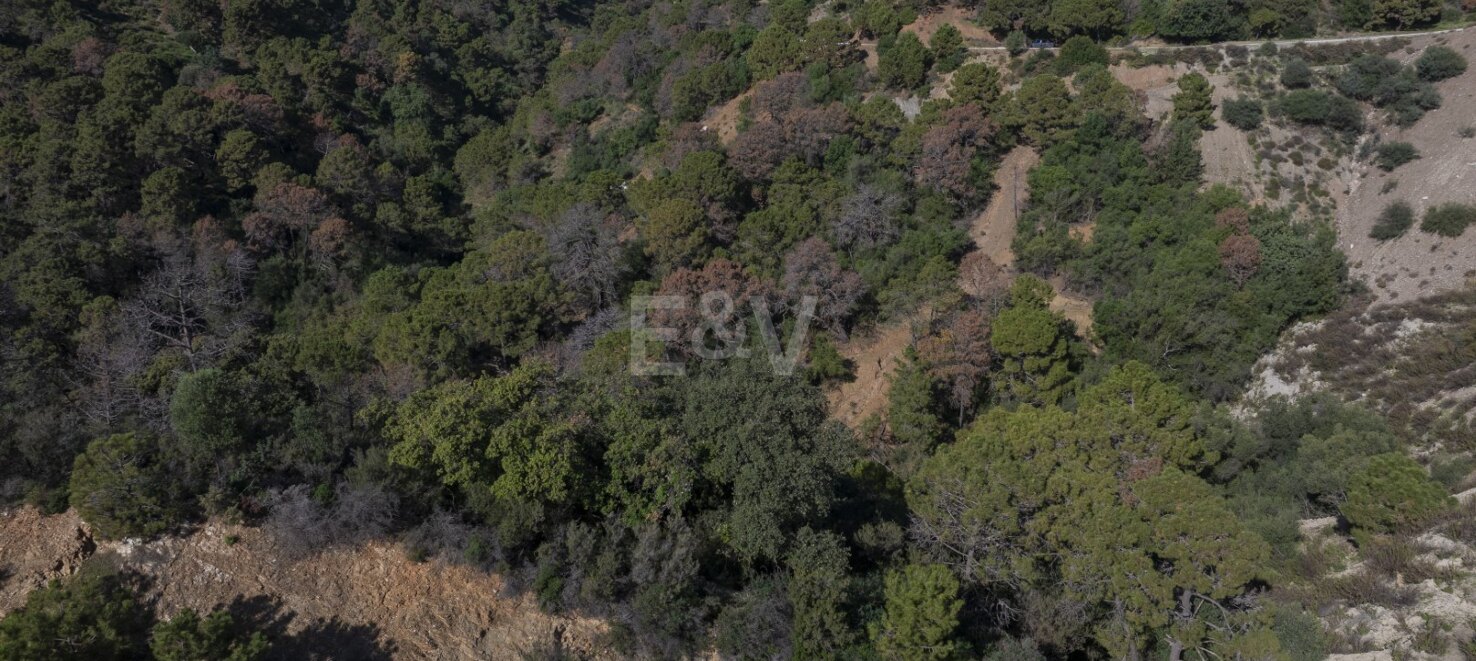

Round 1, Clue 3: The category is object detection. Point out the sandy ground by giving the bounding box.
[827,320,919,428]
[703,89,751,145]
[901,5,997,46]
[0,507,611,659]
[1198,74,1263,198]
[1336,31,1476,303]
[971,146,1040,267]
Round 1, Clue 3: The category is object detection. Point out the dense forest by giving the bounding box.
[1,0,1472,658]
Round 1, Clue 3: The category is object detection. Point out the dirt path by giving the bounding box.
[971,147,1040,269]
[828,147,1041,427]
[966,25,1473,52]
[827,321,919,427]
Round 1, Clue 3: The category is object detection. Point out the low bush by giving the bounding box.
[1275,89,1363,133]
[1336,55,1441,127]
[1342,453,1454,533]
[1281,57,1314,88]
[1373,142,1418,171]
[1421,203,1476,237]
[1222,98,1264,130]
[1415,45,1467,82]
[1369,200,1414,240]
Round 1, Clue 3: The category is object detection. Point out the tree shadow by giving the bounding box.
[224,594,396,660]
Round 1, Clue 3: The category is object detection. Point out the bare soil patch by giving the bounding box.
[970,146,1040,268]
[704,89,751,145]
[1336,30,1476,304]
[828,322,918,428]
[0,508,93,615]
[901,6,997,46]
[0,507,612,659]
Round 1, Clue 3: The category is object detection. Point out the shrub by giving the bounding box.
[1369,200,1414,240]
[1415,45,1467,82]
[1421,203,1476,237]
[1336,54,1440,127]
[69,433,185,540]
[1281,57,1313,88]
[1275,89,1363,133]
[1055,36,1108,75]
[1272,605,1329,661]
[1222,98,1263,130]
[878,32,932,90]
[1373,142,1418,171]
[1342,453,1454,533]
[0,569,153,658]
[1005,30,1027,56]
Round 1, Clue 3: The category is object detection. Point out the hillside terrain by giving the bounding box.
[4,0,1476,659]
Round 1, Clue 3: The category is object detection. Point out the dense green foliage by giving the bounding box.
[0,0,1447,657]
[0,569,264,661]
[1343,453,1454,533]
[1334,54,1441,127]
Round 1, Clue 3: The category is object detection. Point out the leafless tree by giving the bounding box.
[664,122,721,170]
[786,103,849,165]
[958,252,1009,307]
[916,310,993,420]
[781,238,865,339]
[728,120,788,181]
[916,104,996,203]
[542,203,625,312]
[119,252,254,372]
[751,72,810,120]
[833,184,903,253]
[264,482,398,560]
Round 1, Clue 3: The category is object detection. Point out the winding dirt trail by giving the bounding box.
[828,147,1041,427]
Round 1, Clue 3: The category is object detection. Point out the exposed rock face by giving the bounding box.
[0,507,612,659]
[0,508,94,615]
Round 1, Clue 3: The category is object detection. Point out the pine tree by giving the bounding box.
[1172,73,1216,129]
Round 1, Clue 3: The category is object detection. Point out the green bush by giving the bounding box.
[1342,453,1454,533]
[69,433,185,540]
[1280,57,1313,88]
[1272,604,1329,661]
[1415,45,1467,82]
[1336,54,1441,127]
[1005,30,1027,56]
[1221,98,1263,130]
[1369,200,1414,240]
[1055,36,1108,75]
[0,570,153,659]
[1374,142,1419,171]
[1275,89,1363,133]
[1421,203,1476,237]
